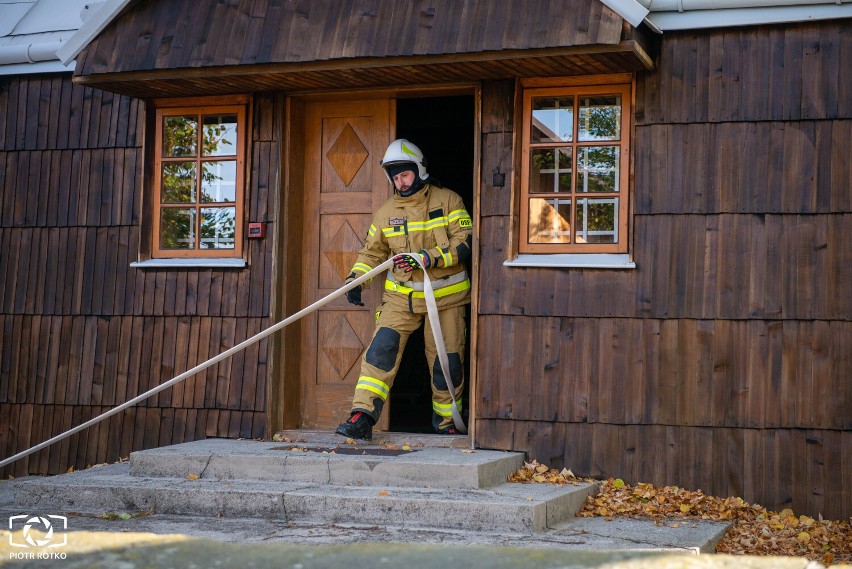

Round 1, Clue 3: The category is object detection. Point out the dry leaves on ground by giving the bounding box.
[508,461,851,566]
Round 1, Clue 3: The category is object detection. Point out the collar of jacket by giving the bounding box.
[393,183,430,205]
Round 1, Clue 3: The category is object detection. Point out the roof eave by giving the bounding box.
[0,59,73,76]
[647,3,852,31]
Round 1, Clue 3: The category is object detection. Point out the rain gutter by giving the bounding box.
[601,0,852,30]
[0,41,74,75]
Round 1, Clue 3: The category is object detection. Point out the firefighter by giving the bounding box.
[335,139,473,441]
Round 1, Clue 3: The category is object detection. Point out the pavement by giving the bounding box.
[0,433,838,568]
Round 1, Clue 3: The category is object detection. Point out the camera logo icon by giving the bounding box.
[8,515,68,548]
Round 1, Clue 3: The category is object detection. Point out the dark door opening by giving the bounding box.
[388,95,475,434]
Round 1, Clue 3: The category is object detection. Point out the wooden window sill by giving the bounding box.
[130,258,247,269]
[504,253,636,269]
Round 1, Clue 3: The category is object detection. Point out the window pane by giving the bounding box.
[528,197,571,244]
[200,207,236,249]
[530,148,572,194]
[161,162,197,203]
[576,198,617,244]
[531,97,573,143]
[577,146,619,193]
[202,114,238,156]
[201,161,237,203]
[160,208,196,249]
[578,96,621,142]
[163,115,198,157]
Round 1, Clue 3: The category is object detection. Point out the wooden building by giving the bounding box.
[1,0,849,519]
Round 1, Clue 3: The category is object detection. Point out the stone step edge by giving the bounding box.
[128,440,526,490]
[14,468,600,533]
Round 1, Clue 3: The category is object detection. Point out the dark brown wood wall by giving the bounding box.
[475,20,851,519]
[0,74,279,477]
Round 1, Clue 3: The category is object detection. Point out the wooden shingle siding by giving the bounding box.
[0,77,277,478]
[476,315,850,430]
[75,0,624,76]
[635,121,852,215]
[636,22,851,124]
[474,21,850,519]
[479,214,852,320]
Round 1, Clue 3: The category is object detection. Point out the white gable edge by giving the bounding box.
[55,0,131,65]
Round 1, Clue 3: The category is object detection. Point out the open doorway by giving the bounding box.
[388,95,475,433]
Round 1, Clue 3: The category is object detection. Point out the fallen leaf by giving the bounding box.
[461,449,476,454]
[402,444,412,451]
[511,458,852,563]
[187,473,200,480]
[378,490,389,497]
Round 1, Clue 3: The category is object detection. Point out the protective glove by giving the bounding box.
[346,284,364,306]
[393,251,431,273]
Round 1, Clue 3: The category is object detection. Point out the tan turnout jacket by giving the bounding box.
[347,184,472,313]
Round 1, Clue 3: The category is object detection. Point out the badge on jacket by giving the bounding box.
[389,216,405,227]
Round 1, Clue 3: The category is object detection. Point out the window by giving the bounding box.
[519,81,631,255]
[153,99,247,258]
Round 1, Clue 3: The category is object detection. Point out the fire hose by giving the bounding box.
[0,255,466,469]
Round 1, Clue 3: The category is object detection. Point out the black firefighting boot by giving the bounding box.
[335,411,373,440]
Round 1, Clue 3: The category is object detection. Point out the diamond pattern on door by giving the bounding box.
[323,219,364,281]
[321,314,366,381]
[326,123,369,186]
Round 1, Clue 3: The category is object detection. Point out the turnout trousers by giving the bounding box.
[351,303,466,431]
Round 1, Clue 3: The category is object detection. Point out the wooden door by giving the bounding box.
[299,99,393,429]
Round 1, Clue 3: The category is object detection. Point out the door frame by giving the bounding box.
[269,83,482,442]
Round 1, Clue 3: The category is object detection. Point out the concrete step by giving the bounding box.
[274,429,471,449]
[129,438,524,490]
[14,463,599,533]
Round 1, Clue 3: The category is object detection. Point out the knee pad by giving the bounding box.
[431,352,462,391]
[365,327,401,372]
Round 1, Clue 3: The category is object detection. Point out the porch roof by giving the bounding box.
[65,0,654,98]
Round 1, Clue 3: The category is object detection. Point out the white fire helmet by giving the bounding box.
[380,139,429,184]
